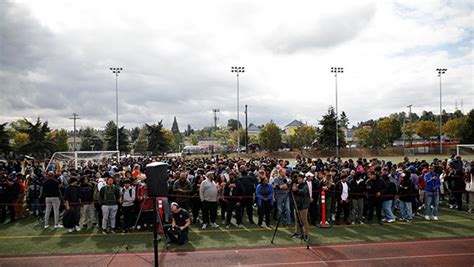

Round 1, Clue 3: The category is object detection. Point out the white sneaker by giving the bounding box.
[351,222,355,225]
[433,216,439,221]
[424,215,430,221]
[68,228,75,233]
[54,224,63,229]
[211,223,219,228]
[201,223,207,230]
[75,226,81,232]
[225,224,230,229]
[237,224,243,228]
[387,219,395,223]
[44,225,50,229]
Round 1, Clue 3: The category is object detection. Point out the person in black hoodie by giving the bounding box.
[238,166,257,224]
[79,176,95,229]
[381,174,397,223]
[64,177,81,232]
[366,171,385,225]
[335,174,351,224]
[4,173,20,223]
[399,172,415,222]
[349,172,366,224]
[225,172,245,228]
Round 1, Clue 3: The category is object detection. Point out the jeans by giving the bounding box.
[44,197,60,226]
[276,193,291,225]
[399,200,413,220]
[425,192,439,217]
[102,205,118,230]
[382,200,396,220]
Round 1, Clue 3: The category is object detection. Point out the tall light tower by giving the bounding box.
[436,68,447,155]
[110,67,123,158]
[331,67,343,158]
[231,66,244,157]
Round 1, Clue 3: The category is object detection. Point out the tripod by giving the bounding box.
[271,190,310,249]
[122,196,169,267]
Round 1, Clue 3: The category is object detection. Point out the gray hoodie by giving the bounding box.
[199,177,217,202]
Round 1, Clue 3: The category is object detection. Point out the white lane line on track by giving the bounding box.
[1,238,473,259]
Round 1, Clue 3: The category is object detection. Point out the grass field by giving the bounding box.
[0,205,472,257]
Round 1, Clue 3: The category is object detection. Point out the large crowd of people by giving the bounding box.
[0,154,473,245]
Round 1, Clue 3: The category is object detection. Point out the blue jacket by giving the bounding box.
[424,172,441,193]
[256,183,274,206]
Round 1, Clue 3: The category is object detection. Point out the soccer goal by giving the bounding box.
[46,151,119,172]
[456,144,474,160]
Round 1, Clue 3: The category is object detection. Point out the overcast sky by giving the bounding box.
[0,0,472,132]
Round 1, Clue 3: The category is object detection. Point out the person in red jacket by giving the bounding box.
[136,179,153,230]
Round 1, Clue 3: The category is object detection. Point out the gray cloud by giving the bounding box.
[265,3,376,53]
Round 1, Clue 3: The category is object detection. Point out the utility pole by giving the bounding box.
[331,67,343,158]
[436,68,447,155]
[245,105,248,154]
[69,113,80,151]
[231,66,245,157]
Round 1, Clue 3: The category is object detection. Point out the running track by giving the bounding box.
[0,237,473,267]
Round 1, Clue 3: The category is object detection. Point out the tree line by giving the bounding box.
[0,108,472,159]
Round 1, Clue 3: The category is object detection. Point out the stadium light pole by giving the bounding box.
[231,66,244,157]
[331,67,343,158]
[436,68,447,155]
[110,67,123,159]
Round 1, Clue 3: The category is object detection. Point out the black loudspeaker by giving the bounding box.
[145,162,169,197]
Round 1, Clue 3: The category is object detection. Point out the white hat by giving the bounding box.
[305,172,315,177]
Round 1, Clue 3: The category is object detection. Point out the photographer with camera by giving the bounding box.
[274,168,292,227]
[291,173,310,240]
[165,202,191,245]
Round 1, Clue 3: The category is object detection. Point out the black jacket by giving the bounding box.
[239,175,257,196]
[224,179,245,203]
[382,179,397,201]
[79,184,94,204]
[399,177,415,202]
[64,185,81,206]
[366,178,386,198]
[293,182,310,210]
[349,179,366,199]
[42,179,61,198]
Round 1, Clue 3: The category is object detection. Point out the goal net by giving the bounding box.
[456,145,474,161]
[46,151,119,172]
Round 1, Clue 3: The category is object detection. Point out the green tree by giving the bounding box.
[130,127,140,143]
[402,122,416,146]
[416,120,438,141]
[171,116,180,135]
[145,121,170,155]
[317,107,345,149]
[188,133,199,145]
[214,128,231,144]
[354,127,370,147]
[231,129,246,147]
[81,127,104,151]
[11,117,55,158]
[132,127,148,154]
[443,117,466,140]
[0,123,11,156]
[104,121,130,153]
[259,122,281,152]
[376,117,401,146]
[460,109,474,144]
[49,129,69,151]
[293,125,317,149]
[227,119,242,131]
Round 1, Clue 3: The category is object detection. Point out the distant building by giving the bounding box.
[247,124,260,136]
[67,137,81,151]
[284,119,304,135]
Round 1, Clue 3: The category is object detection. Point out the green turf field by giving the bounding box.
[0,205,472,256]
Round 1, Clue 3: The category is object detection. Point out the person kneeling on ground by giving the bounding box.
[166,202,191,245]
